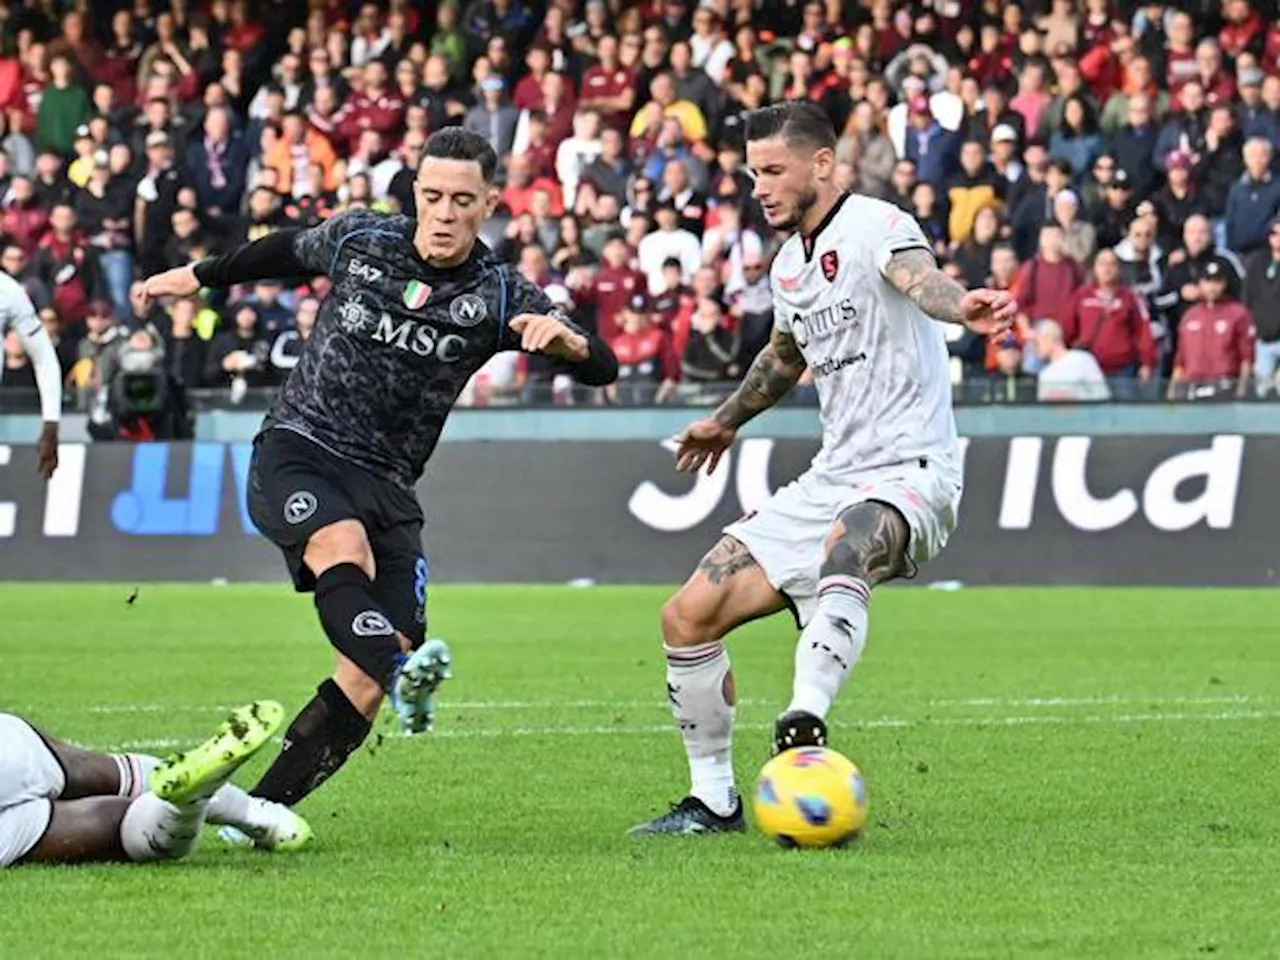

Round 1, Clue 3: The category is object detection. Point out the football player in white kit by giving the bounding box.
[1,270,62,477]
[0,703,312,866]
[630,102,1015,835]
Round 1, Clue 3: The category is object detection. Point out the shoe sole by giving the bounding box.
[151,701,284,806]
[396,641,452,733]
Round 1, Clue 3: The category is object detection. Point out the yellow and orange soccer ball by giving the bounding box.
[753,747,869,848]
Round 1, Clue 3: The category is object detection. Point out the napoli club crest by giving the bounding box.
[820,250,839,283]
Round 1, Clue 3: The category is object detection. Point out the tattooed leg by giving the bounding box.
[657,537,789,816]
[786,503,910,722]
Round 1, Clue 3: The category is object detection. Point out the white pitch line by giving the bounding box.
[88,710,1280,752]
[81,694,1262,716]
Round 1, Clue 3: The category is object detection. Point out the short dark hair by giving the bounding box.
[742,102,836,153]
[420,127,499,183]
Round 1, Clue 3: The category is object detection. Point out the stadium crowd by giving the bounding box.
[0,0,1278,421]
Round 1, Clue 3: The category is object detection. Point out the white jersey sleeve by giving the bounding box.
[870,204,935,276]
[0,273,41,339]
[768,193,959,480]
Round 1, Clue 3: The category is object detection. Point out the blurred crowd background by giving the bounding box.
[0,0,1279,438]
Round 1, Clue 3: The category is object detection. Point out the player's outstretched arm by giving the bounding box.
[883,248,1016,334]
[136,230,313,309]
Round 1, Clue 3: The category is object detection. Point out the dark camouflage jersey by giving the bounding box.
[268,209,563,489]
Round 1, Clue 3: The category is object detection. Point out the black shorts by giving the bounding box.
[247,427,429,646]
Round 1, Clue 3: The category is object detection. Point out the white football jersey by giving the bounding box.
[771,193,959,481]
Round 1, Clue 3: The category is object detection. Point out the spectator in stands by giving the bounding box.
[1049,97,1102,187]
[608,294,671,404]
[1154,80,1208,177]
[638,203,701,295]
[185,106,247,218]
[1110,94,1159,202]
[34,203,99,326]
[1243,219,1280,398]
[1035,319,1112,403]
[1060,249,1157,388]
[1012,157,1071,261]
[135,131,188,277]
[556,110,604,211]
[681,296,739,389]
[579,35,636,134]
[888,158,918,212]
[1115,213,1165,316]
[0,330,36,392]
[204,301,270,397]
[1157,213,1246,335]
[1152,152,1208,254]
[1235,68,1277,145]
[903,94,960,188]
[2,177,49,256]
[580,127,632,205]
[1053,190,1097,265]
[1199,104,1244,217]
[163,296,208,395]
[953,204,1000,289]
[1015,223,1084,330]
[36,54,90,156]
[464,77,520,160]
[268,294,317,384]
[1,244,50,310]
[71,301,124,392]
[946,139,1002,245]
[37,306,76,379]
[1225,139,1280,257]
[1169,262,1255,400]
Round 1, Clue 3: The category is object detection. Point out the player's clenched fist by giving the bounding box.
[957,288,1017,335]
[509,313,588,361]
[134,265,201,312]
[673,417,736,475]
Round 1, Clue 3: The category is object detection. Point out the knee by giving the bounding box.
[305,520,375,580]
[661,591,722,647]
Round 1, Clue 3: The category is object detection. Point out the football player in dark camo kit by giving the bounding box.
[137,128,619,811]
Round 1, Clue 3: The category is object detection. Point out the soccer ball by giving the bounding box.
[753,746,868,848]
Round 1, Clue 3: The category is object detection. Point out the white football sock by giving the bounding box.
[788,575,870,719]
[110,753,161,798]
[119,792,208,862]
[666,641,738,816]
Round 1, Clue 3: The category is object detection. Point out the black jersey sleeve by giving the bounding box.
[504,271,618,386]
[192,210,388,288]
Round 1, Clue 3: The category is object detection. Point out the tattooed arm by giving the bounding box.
[883,248,1017,332]
[672,326,806,474]
[711,326,807,430]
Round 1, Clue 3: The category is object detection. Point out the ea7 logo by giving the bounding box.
[348,258,384,283]
[352,611,394,637]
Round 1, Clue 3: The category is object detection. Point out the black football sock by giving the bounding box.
[250,679,371,806]
[313,562,403,690]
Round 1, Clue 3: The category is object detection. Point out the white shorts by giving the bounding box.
[723,460,963,626]
[0,714,65,867]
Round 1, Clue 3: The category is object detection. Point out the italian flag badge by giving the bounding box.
[403,279,431,310]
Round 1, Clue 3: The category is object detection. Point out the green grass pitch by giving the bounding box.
[3,584,1278,959]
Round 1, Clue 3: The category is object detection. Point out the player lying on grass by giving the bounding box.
[1,702,311,866]
[630,102,1015,836]
[137,128,618,810]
